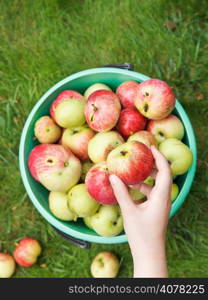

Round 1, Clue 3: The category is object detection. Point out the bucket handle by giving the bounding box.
[52,226,91,249]
[102,62,134,71]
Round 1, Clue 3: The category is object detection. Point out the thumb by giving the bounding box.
[109,174,135,212]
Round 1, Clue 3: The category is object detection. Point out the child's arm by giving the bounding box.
[109,146,172,278]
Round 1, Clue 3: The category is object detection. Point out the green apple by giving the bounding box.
[54,99,85,128]
[91,252,120,278]
[129,176,155,202]
[84,83,112,99]
[90,205,123,237]
[88,131,124,163]
[49,191,77,221]
[147,114,184,144]
[80,161,94,182]
[127,130,158,148]
[171,183,179,202]
[34,116,62,144]
[159,138,193,176]
[0,253,16,278]
[83,216,93,229]
[68,184,100,217]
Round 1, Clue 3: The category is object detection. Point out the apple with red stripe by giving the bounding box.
[84,90,121,132]
[116,80,140,108]
[135,79,175,120]
[13,238,42,267]
[0,253,16,278]
[28,144,81,192]
[107,141,154,185]
[85,162,117,205]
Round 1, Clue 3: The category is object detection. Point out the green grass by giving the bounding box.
[0,0,208,277]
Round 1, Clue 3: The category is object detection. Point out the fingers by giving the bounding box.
[149,168,157,179]
[150,146,172,198]
[109,175,135,212]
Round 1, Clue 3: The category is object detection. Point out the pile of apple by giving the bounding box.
[28,79,193,237]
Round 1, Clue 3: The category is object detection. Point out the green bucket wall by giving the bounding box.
[19,68,197,244]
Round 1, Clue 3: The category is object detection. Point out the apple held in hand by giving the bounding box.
[80,160,94,182]
[159,138,193,176]
[68,184,100,217]
[116,80,140,108]
[88,131,124,163]
[107,141,154,185]
[90,205,123,237]
[62,126,95,160]
[135,79,175,120]
[171,183,179,202]
[117,107,147,138]
[28,144,81,192]
[147,114,184,144]
[85,162,117,205]
[49,191,77,221]
[84,90,121,132]
[34,116,62,144]
[128,130,158,147]
[84,83,112,99]
[14,238,42,267]
[91,252,120,278]
[0,253,16,278]
[50,90,84,120]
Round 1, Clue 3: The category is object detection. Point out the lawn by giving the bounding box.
[0,0,208,278]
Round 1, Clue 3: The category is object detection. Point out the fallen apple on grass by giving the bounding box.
[85,162,117,205]
[116,80,140,108]
[34,116,62,144]
[50,90,84,120]
[0,253,16,278]
[14,238,42,267]
[107,141,154,185]
[90,205,123,237]
[127,130,158,148]
[91,252,120,278]
[84,90,121,132]
[147,114,184,144]
[159,138,193,176]
[49,191,77,221]
[62,126,95,160]
[28,144,81,192]
[84,83,112,99]
[68,184,100,217]
[117,107,146,139]
[135,79,175,120]
[88,131,124,163]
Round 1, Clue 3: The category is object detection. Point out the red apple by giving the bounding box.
[85,162,117,205]
[28,144,81,192]
[62,126,95,160]
[127,130,158,147]
[116,107,146,139]
[147,114,184,144]
[50,90,84,120]
[13,238,42,267]
[116,80,140,108]
[107,141,154,185]
[135,79,175,120]
[0,253,16,278]
[84,90,121,132]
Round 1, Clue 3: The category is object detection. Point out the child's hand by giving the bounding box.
[109,146,172,277]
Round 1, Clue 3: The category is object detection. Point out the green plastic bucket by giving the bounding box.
[19,67,197,245]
